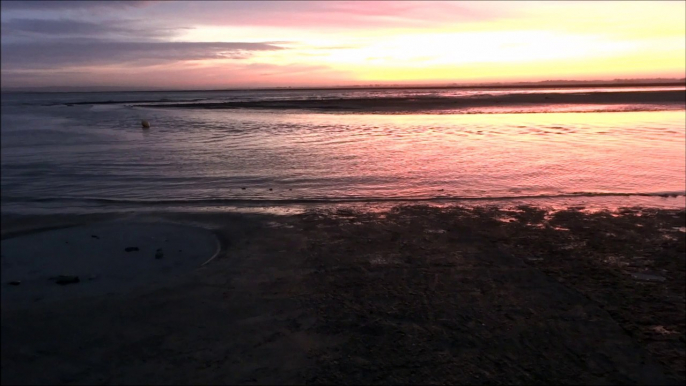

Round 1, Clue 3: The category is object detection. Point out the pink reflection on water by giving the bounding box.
[157,108,685,203]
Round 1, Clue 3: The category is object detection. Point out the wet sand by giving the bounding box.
[1,205,684,384]
[1,222,220,305]
[135,90,686,112]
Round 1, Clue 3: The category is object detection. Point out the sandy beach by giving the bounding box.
[1,204,684,384]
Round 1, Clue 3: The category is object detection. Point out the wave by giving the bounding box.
[4,191,684,206]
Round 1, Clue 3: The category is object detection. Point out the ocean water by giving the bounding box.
[1,86,685,215]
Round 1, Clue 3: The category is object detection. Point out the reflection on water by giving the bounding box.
[1,98,685,214]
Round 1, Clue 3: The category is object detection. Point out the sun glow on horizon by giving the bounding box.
[166,1,686,86]
[177,27,684,85]
[1,1,684,89]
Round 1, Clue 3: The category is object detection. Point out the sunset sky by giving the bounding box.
[1,0,684,90]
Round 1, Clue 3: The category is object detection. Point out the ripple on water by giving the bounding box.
[1,95,684,214]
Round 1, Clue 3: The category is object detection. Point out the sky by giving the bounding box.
[1,0,684,90]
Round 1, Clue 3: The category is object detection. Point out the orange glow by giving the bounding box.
[1,1,684,89]
[172,2,685,87]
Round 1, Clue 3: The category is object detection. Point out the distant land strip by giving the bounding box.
[132,90,686,112]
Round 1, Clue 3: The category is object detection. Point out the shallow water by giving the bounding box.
[1,87,685,214]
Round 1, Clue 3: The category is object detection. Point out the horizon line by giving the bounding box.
[2,78,685,94]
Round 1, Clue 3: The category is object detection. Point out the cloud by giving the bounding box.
[0,0,505,29]
[145,1,512,31]
[0,1,155,12]
[239,62,339,77]
[0,61,355,90]
[1,17,186,40]
[0,41,285,69]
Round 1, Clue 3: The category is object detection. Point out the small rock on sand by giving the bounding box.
[155,248,164,259]
[630,273,666,282]
[124,247,139,252]
[52,275,80,285]
[91,235,99,239]
[9,281,21,286]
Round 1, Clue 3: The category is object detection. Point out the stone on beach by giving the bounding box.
[52,275,80,285]
[630,272,666,282]
[141,120,150,129]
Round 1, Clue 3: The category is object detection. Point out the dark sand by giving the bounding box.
[135,90,686,112]
[1,205,684,384]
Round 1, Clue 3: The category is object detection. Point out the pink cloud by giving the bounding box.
[151,1,511,30]
[1,61,355,90]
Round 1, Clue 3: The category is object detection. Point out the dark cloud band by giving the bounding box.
[0,1,154,12]
[1,41,285,69]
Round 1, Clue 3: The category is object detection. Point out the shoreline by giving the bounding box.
[3,194,685,221]
[1,203,684,384]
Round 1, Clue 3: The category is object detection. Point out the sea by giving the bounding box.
[1,85,685,215]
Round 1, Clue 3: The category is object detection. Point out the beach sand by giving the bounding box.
[1,205,684,384]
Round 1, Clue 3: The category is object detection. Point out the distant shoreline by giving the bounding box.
[2,81,685,94]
